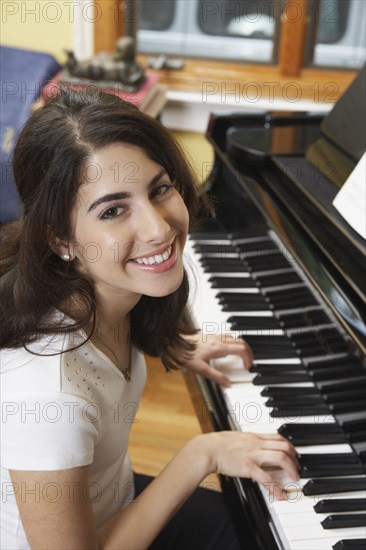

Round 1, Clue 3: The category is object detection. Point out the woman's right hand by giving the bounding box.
[201,431,300,501]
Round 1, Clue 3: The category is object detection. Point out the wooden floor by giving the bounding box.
[129,356,220,489]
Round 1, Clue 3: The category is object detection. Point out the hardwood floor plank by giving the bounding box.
[129,355,220,489]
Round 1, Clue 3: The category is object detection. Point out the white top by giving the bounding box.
[0,324,147,549]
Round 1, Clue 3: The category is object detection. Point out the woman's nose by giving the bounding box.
[136,202,170,243]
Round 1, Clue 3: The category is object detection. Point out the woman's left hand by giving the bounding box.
[183,333,253,387]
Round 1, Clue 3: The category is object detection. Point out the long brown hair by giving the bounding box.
[0,87,207,370]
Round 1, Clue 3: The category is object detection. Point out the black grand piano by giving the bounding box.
[184,65,366,550]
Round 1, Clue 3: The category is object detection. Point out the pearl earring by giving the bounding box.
[63,253,71,261]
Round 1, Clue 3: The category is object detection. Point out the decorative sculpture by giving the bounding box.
[62,37,145,92]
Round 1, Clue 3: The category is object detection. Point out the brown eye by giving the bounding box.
[153,183,174,197]
[100,205,124,220]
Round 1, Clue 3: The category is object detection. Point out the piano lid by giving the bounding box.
[204,68,366,354]
[306,63,366,188]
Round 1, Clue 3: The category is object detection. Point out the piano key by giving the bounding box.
[299,453,361,465]
[291,538,364,550]
[314,499,366,513]
[228,315,281,330]
[271,404,331,417]
[261,386,320,397]
[252,363,305,374]
[246,252,293,271]
[322,514,366,529]
[201,262,249,273]
[303,478,366,496]
[305,355,364,369]
[209,276,257,288]
[193,243,237,254]
[333,539,366,549]
[331,401,366,414]
[301,464,365,478]
[272,491,366,514]
[279,307,330,329]
[284,522,366,541]
[280,512,366,529]
[235,239,275,252]
[255,270,303,287]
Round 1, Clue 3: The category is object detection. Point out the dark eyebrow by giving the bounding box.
[87,169,168,213]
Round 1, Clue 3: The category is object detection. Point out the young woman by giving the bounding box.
[0,88,299,550]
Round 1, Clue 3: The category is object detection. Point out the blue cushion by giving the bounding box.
[0,46,61,223]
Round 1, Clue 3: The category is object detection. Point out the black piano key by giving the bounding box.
[194,243,237,254]
[251,363,304,373]
[253,373,311,385]
[314,498,366,513]
[271,297,319,310]
[307,355,364,369]
[261,386,318,397]
[331,400,366,414]
[236,239,274,253]
[279,423,343,434]
[319,376,366,393]
[243,335,294,347]
[267,288,318,306]
[280,435,347,447]
[265,395,325,406]
[254,270,302,287]
[270,404,330,417]
[201,262,248,273]
[278,423,347,445]
[299,453,360,465]
[222,302,272,313]
[209,276,257,289]
[251,349,298,360]
[217,292,268,306]
[325,388,366,403]
[349,431,366,443]
[322,513,366,529]
[266,381,365,403]
[279,309,330,329]
[301,463,365,477]
[303,477,366,496]
[227,315,281,330]
[336,412,366,431]
[269,397,366,415]
[333,540,366,550]
[246,253,292,271]
[311,365,365,381]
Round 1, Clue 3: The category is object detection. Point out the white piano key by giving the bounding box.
[284,523,366,541]
[271,490,366,515]
[296,444,354,454]
[289,535,362,550]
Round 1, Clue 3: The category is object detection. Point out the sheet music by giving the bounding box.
[332,152,366,239]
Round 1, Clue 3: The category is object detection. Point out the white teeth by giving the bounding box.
[133,245,172,266]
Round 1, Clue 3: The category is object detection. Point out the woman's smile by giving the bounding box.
[128,238,177,272]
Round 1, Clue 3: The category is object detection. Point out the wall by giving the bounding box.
[0,1,76,61]
[173,131,214,185]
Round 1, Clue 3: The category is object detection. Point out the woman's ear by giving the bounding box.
[48,229,75,262]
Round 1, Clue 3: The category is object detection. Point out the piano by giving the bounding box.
[184,65,366,550]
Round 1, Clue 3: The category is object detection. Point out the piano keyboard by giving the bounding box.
[184,230,366,550]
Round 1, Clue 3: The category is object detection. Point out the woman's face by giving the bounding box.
[67,143,189,305]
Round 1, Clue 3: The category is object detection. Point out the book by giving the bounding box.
[41,71,160,111]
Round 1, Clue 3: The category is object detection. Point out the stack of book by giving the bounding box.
[41,71,166,118]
